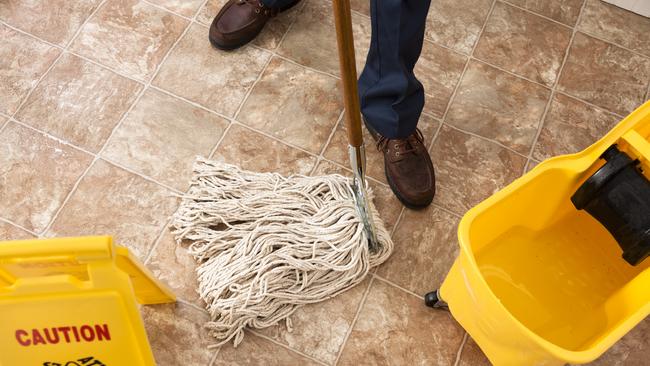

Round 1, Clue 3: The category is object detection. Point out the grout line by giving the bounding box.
[67,49,147,83]
[0,216,40,238]
[140,0,194,21]
[10,118,99,156]
[208,122,234,159]
[471,57,552,90]
[63,0,109,49]
[389,207,405,237]
[8,47,66,120]
[442,122,529,159]
[497,0,573,29]
[427,115,445,149]
[371,274,427,302]
[333,276,375,366]
[265,50,343,80]
[102,157,184,193]
[150,85,231,120]
[209,348,221,366]
[525,0,589,162]
[310,110,346,176]
[270,0,309,52]
[578,29,650,59]
[232,55,275,120]
[1,21,66,50]
[193,0,212,20]
[10,117,184,194]
[453,332,470,366]
[233,121,321,157]
[0,119,9,134]
[38,158,99,236]
[555,90,626,119]
[143,221,172,264]
[248,330,329,366]
[522,159,532,175]
[318,157,388,188]
[177,298,209,314]
[438,0,496,132]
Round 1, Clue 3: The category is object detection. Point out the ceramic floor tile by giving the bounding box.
[377,207,459,296]
[258,278,370,364]
[474,2,572,87]
[584,318,650,366]
[237,57,342,154]
[146,0,204,17]
[102,89,228,191]
[533,93,620,161]
[16,53,143,153]
[446,60,550,154]
[338,279,465,366]
[579,0,650,57]
[558,33,650,116]
[197,0,301,50]
[196,0,226,24]
[416,40,468,118]
[323,114,440,185]
[215,332,322,365]
[0,0,102,46]
[458,337,491,366]
[350,0,369,17]
[312,160,403,232]
[141,303,214,365]
[0,123,92,233]
[146,231,203,306]
[0,221,35,241]
[278,0,371,76]
[504,0,584,26]
[0,24,61,115]
[430,125,527,215]
[425,0,493,54]
[48,159,178,260]
[527,159,540,172]
[154,23,271,117]
[212,124,317,175]
[70,0,188,80]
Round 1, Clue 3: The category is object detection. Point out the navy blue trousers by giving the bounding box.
[262,0,431,139]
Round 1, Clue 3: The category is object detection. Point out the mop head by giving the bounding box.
[171,158,393,347]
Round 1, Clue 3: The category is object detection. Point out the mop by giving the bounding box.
[171,0,394,347]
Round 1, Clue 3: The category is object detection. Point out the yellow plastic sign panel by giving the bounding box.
[0,236,176,366]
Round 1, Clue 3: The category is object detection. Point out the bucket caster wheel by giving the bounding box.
[424,289,448,310]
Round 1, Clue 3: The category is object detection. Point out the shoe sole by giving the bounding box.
[362,117,432,210]
[209,0,302,51]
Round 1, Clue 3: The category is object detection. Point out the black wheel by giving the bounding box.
[424,290,448,309]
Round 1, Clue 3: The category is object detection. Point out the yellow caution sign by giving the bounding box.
[0,236,176,366]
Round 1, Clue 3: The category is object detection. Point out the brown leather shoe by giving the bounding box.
[364,119,436,209]
[209,0,300,50]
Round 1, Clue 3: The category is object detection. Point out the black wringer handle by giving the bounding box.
[572,145,650,266]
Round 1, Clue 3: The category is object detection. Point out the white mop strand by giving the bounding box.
[171,157,393,347]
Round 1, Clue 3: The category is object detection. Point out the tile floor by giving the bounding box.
[1,0,650,364]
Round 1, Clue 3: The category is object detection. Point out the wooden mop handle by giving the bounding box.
[332,0,363,148]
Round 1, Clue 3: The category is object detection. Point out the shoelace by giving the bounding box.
[376,128,425,156]
[236,0,278,16]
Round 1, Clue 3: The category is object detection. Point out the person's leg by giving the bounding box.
[358,0,432,139]
[358,0,436,209]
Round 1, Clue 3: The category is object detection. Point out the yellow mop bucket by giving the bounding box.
[430,100,650,365]
[0,236,175,366]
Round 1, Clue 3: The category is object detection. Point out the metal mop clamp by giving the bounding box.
[332,0,379,250]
